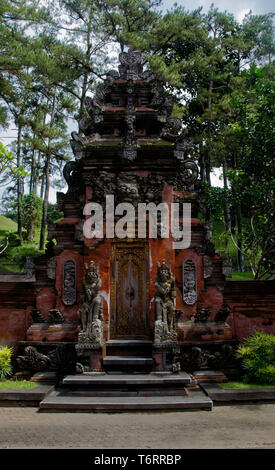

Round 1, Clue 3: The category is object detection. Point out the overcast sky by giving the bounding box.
[161,0,274,21]
[0,0,273,202]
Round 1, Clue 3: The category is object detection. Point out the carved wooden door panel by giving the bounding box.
[111,241,149,338]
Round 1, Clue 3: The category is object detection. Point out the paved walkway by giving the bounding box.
[0,404,274,449]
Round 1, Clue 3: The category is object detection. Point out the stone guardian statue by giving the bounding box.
[77,261,103,346]
[154,259,177,344]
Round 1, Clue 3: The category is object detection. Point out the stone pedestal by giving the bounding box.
[75,342,105,373]
[152,341,180,374]
[177,321,233,342]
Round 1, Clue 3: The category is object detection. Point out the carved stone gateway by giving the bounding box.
[12,49,238,380]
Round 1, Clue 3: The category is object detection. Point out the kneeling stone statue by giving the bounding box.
[77,261,103,346]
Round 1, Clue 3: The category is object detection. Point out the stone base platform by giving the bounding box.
[39,372,213,412]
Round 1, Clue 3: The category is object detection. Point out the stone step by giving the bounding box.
[106,340,152,357]
[39,389,212,412]
[62,372,192,389]
[66,388,188,397]
[103,356,153,373]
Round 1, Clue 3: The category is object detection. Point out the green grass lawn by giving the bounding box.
[220,381,275,389]
[0,215,45,273]
[0,215,17,232]
[0,379,37,390]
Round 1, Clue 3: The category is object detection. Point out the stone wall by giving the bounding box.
[224,280,275,340]
[0,278,274,346]
[0,280,36,345]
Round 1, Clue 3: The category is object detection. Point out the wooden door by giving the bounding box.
[110,241,149,338]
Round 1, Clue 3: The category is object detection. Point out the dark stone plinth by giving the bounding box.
[201,383,275,405]
[30,371,58,383]
[177,321,233,342]
[39,388,212,412]
[193,370,228,383]
[75,342,104,372]
[0,384,54,407]
[152,341,179,373]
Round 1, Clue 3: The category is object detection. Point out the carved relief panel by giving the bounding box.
[183,259,197,305]
[62,260,77,305]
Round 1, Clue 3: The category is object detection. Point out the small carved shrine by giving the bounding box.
[17,49,236,375]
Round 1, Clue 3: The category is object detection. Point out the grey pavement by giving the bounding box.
[0,404,274,449]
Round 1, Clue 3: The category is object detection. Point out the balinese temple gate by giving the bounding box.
[18,50,236,379]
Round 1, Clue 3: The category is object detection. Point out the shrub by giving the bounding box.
[236,331,275,385]
[0,345,13,379]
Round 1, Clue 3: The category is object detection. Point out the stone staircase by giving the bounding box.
[39,373,213,412]
[103,340,153,374]
[38,339,213,412]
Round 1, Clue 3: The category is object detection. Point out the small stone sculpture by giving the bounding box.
[77,261,103,346]
[16,346,50,372]
[30,309,46,324]
[48,309,65,324]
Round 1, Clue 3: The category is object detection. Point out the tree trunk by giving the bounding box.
[39,155,50,250]
[232,152,245,272]
[33,150,41,196]
[236,204,245,272]
[39,88,57,250]
[222,159,231,232]
[40,166,45,199]
[17,123,23,245]
[29,148,35,193]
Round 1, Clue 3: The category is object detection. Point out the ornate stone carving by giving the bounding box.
[77,261,103,346]
[117,174,140,206]
[222,257,232,278]
[24,257,35,279]
[16,346,50,372]
[70,137,85,160]
[119,49,143,80]
[154,259,177,344]
[123,98,137,161]
[63,161,82,193]
[203,255,213,279]
[47,257,56,280]
[181,344,238,371]
[194,306,211,323]
[48,309,65,324]
[174,129,193,160]
[30,309,46,324]
[161,117,182,141]
[75,220,84,241]
[214,305,232,323]
[62,260,77,306]
[183,259,197,305]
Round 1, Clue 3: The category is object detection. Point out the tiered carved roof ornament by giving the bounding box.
[70,48,194,164]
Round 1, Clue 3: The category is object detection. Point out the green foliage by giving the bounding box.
[21,193,42,241]
[0,142,27,178]
[236,332,275,385]
[0,345,13,379]
[47,203,63,223]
